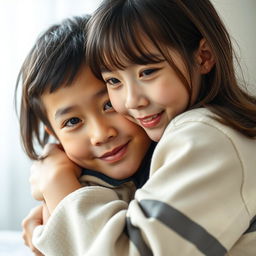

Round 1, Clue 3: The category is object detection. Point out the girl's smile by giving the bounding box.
[136,111,164,129]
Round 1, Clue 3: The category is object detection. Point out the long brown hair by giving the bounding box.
[86,0,256,137]
[15,15,90,159]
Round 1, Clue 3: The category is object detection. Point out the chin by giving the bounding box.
[111,167,137,180]
[146,130,163,142]
[151,136,161,142]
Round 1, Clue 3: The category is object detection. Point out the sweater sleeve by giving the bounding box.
[33,186,141,255]
[33,119,253,256]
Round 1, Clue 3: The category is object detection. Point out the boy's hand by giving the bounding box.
[29,143,82,213]
[22,204,46,256]
[29,143,81,200]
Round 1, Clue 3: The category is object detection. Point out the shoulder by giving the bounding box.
[153,108,255,167]
[164,107,239,140]
[160,108,227,142]
[153,108,235,162]
[153,107,256,175]
[163,107,256,147]
[170,108,219,128]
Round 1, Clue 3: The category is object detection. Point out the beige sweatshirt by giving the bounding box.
[33,108,256,256]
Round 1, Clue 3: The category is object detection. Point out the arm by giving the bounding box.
[22,203,50,256]
[31,121,252,255]
[29,143,82,213]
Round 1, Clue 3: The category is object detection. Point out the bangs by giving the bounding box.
[87,2,168,78]
[87,0,197,101]
[100,21,165,70]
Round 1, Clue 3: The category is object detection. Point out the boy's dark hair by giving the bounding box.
[87,0,256,137]
[15,15,90,159]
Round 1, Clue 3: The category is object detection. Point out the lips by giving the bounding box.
[99,142,129,163]
[137,111,164,128]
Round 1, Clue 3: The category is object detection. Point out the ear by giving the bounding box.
[195,38,215,74]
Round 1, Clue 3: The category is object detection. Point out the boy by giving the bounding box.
[17,16,154,254]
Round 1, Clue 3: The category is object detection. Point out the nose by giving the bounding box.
[125,83,149,110]
[90,118,117,146]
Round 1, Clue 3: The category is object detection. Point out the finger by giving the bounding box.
[31,189,44,201]
[42,203,50,224]
[29,176,44,201]
[31,246,44,256]
[42,143,60,156]
[37,143,55,160]
[21,205,44,254]
[56,143,64,151]
[21,230,29,246]
[21,205,43,235]
[22,217,34,247]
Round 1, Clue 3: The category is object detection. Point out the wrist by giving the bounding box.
[42,171,82,213]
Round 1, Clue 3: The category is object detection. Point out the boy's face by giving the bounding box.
[42,65,151,180]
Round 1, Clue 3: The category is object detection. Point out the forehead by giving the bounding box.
[41,66,107,117]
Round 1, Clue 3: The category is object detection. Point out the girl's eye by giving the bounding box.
[140,68,158,77]
[63,117,81,127]
[105,77,121,87]
[103,100,114,112]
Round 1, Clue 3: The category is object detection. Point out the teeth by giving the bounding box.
[143,114,158,122]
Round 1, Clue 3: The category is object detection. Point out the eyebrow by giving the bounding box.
[54,87,108,120]
[55,106,77,120]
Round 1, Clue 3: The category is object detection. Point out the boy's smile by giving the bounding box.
[98,141,130,163]
[42,65,151,180]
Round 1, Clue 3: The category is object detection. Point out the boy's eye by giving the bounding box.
[103,100,114,112]
[64,117,81,127]
[140,68,157,77]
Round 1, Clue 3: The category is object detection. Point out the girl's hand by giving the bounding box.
[22,204,46,256]
[29,143,82,213]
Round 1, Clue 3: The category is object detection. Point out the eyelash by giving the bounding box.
[140,68,159,77]
[63,117,81,128]
[103,100,114,112]
[105,78,121,87]
[105,67,160,87]
[62,101,114,129]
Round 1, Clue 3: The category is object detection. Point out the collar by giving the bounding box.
[81,142,157,188]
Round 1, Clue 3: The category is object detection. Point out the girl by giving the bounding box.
[85,0,256,255]
[25,1,256,255]
[17,15,154,255]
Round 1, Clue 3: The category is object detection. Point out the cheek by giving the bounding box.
[154,82,189,107]
[61,139,89,163]
[118,117,149,139]
[124,114,138,125]
[153,90,170,105]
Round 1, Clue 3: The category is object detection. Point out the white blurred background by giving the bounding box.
[0,0,255,232]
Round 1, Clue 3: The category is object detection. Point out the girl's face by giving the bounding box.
[42,65,151,180]
[102,45,201,142]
